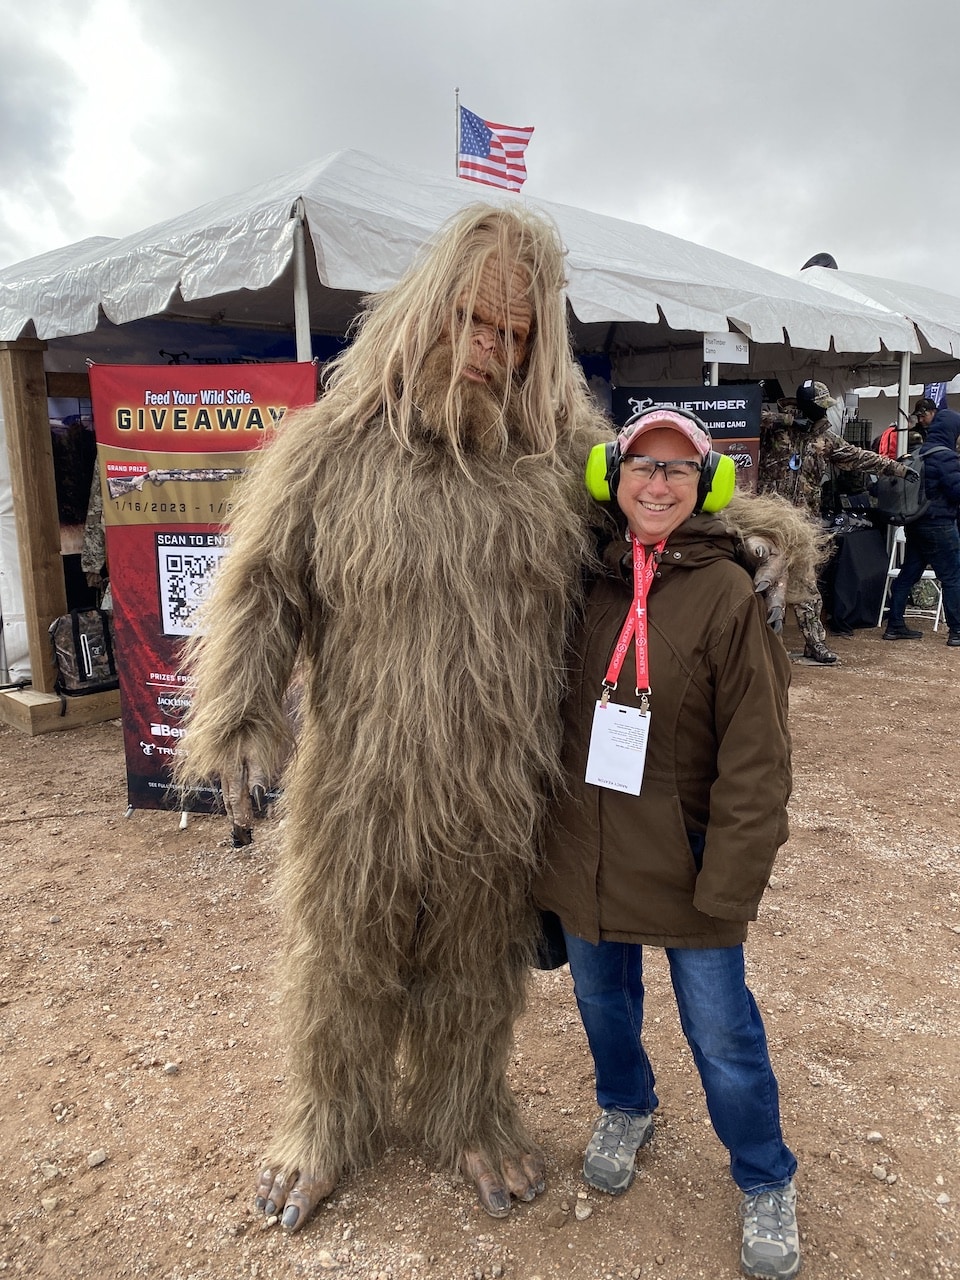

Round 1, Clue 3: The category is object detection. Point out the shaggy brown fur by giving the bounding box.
[724,489,833,607]
[177,206,609,1201]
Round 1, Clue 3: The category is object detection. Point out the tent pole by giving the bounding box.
[292,199,312,363]
[708,362,719,386]
[897,351,911,453]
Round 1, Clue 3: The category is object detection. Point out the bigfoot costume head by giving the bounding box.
[320,205,579,462]
[411,255,532,454]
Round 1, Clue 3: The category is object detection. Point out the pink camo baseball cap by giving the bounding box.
[617,407,712,460]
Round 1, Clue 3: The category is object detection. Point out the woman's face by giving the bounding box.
[615,426,702,546]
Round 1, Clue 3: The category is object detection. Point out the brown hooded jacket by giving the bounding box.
[535,513,792,949]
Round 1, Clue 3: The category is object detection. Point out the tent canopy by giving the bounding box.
[800,265,960,364]
[1,150,945,387]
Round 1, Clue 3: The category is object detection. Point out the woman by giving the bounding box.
[536,405,799,1280]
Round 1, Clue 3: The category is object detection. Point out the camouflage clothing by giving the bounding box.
[80,464,106,583]
[759,410,905,663]
[758,410,906,518]
[793,596,830,652]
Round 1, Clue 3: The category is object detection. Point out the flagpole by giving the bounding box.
[455,87,460,176]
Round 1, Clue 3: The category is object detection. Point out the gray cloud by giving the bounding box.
[0,5,84,262]
[2,0,959,304]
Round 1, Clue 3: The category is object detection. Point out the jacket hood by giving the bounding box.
[925,409,960,450]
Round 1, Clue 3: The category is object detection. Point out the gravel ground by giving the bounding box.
[1,617,958,1280]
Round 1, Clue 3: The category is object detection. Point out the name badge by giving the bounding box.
[584,699,651,795]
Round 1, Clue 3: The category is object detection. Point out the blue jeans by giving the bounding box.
[888,520,960,632]
[563,932,797,1194]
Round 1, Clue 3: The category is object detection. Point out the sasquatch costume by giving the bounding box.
[177,206,610,1226]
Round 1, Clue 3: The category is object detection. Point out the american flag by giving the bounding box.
[458,106,534,192]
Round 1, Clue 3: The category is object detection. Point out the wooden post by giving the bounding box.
[0,338,67,694]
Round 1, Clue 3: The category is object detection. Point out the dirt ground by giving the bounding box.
[1,614,958,1280]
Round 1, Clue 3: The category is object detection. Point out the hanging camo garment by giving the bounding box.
[80,459,107,588]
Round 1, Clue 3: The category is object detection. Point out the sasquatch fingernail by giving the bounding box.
[282,1205,300,1229]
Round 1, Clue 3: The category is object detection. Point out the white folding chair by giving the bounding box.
[876,526,944,630]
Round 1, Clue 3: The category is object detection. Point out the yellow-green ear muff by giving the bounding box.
[699,451,737,512]
[585,440,618,502]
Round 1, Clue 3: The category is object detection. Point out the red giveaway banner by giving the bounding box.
[88,362,317,812]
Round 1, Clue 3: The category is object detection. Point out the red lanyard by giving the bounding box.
[603,534,666,698]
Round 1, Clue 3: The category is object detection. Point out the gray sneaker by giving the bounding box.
[582,1108,653,1194]
[739,1179,801,1279]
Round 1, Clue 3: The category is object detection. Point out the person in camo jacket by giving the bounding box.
[758,378,907,664]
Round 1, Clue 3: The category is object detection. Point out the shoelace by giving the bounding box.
[595,1115,628,1151]
[745,1190,793,1239]
[596,1112,644,1153]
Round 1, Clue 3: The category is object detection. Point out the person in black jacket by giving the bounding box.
[883,407,960,646]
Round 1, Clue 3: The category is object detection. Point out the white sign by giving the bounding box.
[703,331,750,365]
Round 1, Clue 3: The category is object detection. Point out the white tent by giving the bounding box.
[3,149,959,709]
[799,265,960,363]
[1,149,942,385]
[800,264,960,438]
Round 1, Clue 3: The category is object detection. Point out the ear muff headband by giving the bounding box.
[584,405,737,514]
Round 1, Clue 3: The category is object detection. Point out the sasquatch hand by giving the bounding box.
[742,537,788,631]
[221,756,271,847]
[254,1166,337,1232]
[460,1147,547,1218]
[764,601,786,633]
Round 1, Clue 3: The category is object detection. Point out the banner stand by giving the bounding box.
[90,362,317,817]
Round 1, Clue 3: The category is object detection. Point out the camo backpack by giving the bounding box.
[48,608,119,709]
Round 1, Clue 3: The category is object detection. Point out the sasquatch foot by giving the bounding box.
[460,1146,546,1218]
[254,1166,337,1233]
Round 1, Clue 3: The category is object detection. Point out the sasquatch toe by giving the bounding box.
[461,1147,546,1218]
[503,1150,546,1201]
[254,1166,284,1215]
[254,1166,336,1232]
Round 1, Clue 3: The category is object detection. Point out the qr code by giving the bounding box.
[157,544,230,636]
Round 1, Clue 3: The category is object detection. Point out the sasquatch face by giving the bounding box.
[453,259,533,382]
[412,257,535,454]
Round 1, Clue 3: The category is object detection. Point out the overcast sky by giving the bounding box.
[2,0,957,298]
